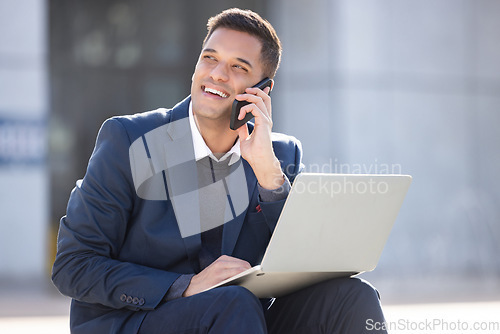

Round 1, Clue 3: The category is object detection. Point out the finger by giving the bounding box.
[204,267,250,288]
[235,91,269,115]
[208,264,251,282]
[235,93,266,109]
[237,102,270,124]
[245,87,272,118]
[238,102,251,120]
[235,119,250,140]
[244,86,271,97]
[215,255,251,269]
[235,96,264,121]
[239,103,271,127]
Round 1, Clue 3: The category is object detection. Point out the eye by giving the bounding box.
[233,64,248,72]
[203,55,217,62]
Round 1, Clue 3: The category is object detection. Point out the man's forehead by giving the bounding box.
[204,28,261,54]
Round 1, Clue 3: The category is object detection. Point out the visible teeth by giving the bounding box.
[204,87,228,98]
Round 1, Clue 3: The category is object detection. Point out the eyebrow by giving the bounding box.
[203,48,253,69]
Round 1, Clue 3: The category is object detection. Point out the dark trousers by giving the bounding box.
[138,277,387,334]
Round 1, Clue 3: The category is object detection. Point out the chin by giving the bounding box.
[193,100,230,120]
[195,107,228,122]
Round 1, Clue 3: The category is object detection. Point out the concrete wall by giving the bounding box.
[0,0,48,279]
[269,0,500,300]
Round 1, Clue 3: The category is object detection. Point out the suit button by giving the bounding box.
[132,297,139,305]
[139,298,145,306]
[120,294,127,302]
[126,296,133,304]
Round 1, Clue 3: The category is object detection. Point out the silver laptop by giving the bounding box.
[204,173,412,298]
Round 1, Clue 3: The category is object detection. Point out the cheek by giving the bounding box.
[235,80,254,94]
[191,65,206,87]
[192,61,202,78]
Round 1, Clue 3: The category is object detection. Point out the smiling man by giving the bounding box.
[52,8,387,334]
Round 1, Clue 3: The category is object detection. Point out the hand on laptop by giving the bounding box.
[183,255,251,297]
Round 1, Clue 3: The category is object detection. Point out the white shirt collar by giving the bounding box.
[189,102,241,166]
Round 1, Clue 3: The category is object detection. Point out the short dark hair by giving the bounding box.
[203,8,282,79]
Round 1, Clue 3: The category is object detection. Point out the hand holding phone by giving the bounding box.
[230,77,273,130]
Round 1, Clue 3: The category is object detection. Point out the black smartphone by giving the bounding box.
[229,77,273,130]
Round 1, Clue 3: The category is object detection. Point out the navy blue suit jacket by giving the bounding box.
[52,96,303,333]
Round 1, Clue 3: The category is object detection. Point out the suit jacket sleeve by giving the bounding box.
[52,118,178,311]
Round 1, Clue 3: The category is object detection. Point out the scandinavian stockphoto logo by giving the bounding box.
[366,318,500,332]
[292,175,390,196]
[281,158,401,197]
[128,117,249,238]
[300,158,402,175]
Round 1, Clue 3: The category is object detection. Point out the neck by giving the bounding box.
[194,114,238,156]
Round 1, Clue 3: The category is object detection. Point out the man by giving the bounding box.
[52,8,387,334]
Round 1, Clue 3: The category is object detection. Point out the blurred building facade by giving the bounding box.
[268,0,500,299]
[0,0,48,278]
[1,0,499,300]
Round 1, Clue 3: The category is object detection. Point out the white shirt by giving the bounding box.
[189,102,241,166]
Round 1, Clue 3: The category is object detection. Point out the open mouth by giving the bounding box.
[202,85,229,98]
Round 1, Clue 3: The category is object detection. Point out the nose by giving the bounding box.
[210,62,229,82]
